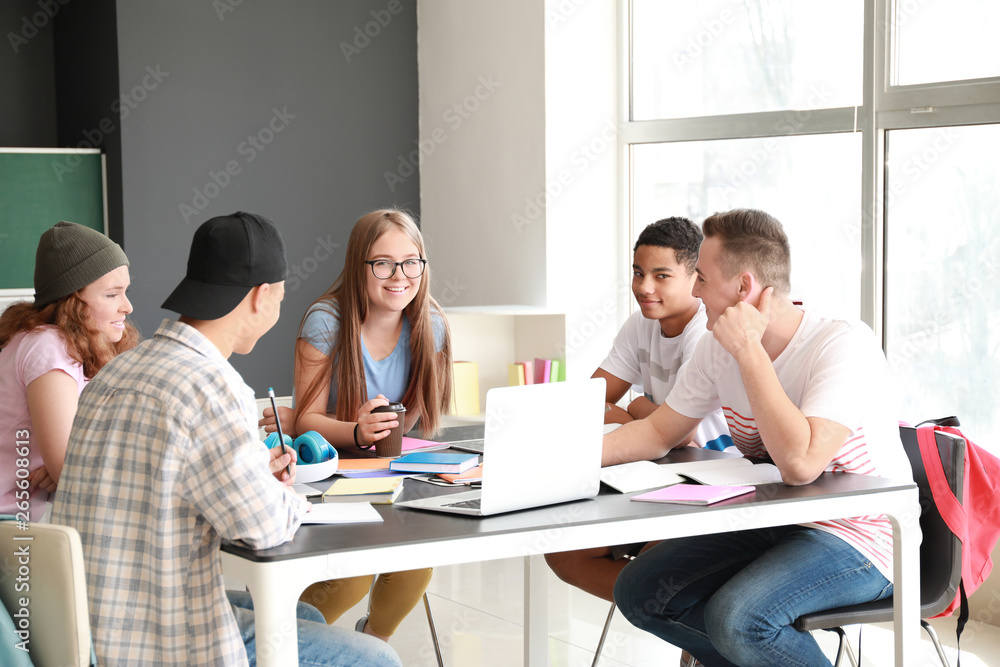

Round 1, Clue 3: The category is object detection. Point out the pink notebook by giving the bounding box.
[400,436,450,453]
[631,483,754,505]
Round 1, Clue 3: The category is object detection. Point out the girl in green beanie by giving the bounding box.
[0,221,140,522]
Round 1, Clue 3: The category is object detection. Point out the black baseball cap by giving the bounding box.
[162,212,287,320]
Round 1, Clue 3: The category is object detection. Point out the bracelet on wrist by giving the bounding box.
[354,423,373,450]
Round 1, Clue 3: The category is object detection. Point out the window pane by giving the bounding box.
[632,0,862,120]
[632,134,861,318]
[884,125,1000,452]
[894,0,1000,86]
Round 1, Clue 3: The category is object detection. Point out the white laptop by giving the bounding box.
[396,378,605,516]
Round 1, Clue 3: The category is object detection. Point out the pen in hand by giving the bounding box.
[268,387,292,479]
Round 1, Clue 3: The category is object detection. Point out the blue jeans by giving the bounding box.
[227,590,401,667]
[612,525,893,667]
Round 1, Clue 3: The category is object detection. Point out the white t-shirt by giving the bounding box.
[666,309,912,581]
[599,305,731,449]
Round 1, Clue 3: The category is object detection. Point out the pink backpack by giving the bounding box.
[916,418,1000,646]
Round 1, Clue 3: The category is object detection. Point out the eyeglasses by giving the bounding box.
[364,259,427,279]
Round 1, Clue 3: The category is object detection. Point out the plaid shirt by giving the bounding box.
[53,319,308,666]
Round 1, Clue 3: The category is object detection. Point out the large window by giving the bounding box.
[884,124,1000,438]
[632,0,863,119]
[623,0,1000,451]
[893,0,1000,86]
[633,135,861,317]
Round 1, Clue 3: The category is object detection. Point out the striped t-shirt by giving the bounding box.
[667,309,911,581]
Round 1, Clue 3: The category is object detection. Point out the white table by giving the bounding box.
[221,457,920,666]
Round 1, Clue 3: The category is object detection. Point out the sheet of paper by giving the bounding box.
[601,461,684,493]
[300,502,384,524]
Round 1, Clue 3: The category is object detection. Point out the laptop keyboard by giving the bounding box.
[443,497,482,510]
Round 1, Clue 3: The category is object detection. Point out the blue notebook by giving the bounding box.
[389,451,479,474]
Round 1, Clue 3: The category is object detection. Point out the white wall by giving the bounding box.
[418,0,620,382]
[418,0,547,308]
[542,0,620,379]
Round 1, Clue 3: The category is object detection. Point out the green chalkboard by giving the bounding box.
[0,149,106,290]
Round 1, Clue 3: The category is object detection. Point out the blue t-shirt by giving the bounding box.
[299,301,446,413]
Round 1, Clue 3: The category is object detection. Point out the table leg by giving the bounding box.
[889,501,921,667]
[524,555,548,666]
[243,563,302,667]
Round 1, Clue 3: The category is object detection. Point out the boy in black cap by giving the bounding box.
[53,213,401,667]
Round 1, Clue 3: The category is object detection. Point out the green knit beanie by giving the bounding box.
[33,221,130,308]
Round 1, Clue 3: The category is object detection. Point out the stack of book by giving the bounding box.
[507,357,566,386]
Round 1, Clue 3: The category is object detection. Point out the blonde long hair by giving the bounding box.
[298,209,452,436]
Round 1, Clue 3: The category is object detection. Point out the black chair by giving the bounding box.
[793,424,966,667]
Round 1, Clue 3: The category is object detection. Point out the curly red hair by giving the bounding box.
[0,294,140,378]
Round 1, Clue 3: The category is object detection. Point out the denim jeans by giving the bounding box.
[227,590,402,667]
[612,525,893,667]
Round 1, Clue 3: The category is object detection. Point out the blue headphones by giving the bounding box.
[294,431,338,464]
[265,430,337,465]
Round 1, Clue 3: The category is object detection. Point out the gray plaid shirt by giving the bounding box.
[53,319,308,666]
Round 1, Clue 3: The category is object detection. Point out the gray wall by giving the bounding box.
[8,1,420,397]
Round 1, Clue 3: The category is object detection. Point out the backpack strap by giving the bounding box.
[916,425,966,542]
[917,423,971,663]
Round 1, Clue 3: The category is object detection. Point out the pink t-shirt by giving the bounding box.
[0,326,87,520]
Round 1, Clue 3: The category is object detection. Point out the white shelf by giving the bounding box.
[445,308,566,412]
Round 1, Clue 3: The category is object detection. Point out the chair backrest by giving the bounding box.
[899,424,966,613]
[0,520,93,667]
[256,394,294,440]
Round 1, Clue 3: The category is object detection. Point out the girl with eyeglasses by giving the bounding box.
[279,208,452,642]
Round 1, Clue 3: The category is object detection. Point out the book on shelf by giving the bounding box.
[550,359,561,383]
[507,362,526,386]
[323,476,404,504]
[389,451,479,474]
[534,357,551,384]
[631,483,755,505]
[518,360,534,385]
[450,360,480,415]
[506,357,566,386]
